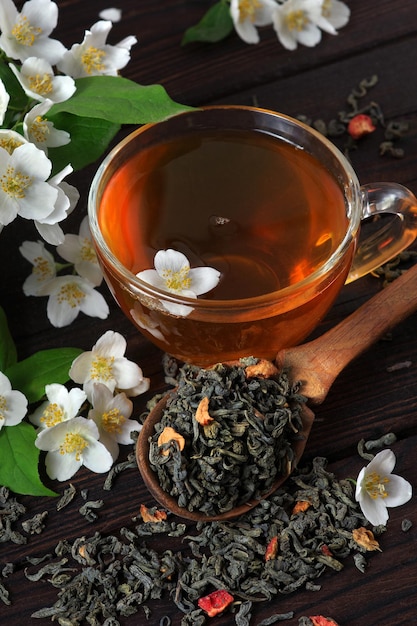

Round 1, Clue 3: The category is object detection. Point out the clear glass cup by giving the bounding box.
[88,106,417,366]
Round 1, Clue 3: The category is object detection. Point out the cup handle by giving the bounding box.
[346,182,417,283]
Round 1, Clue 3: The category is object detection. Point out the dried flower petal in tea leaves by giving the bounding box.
[148,360,306,515]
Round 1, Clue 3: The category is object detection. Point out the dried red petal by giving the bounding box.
[265,536,279,561]
[320,544,333,557]
[347,114,376,139]
[309,616,340,626]
[198,589,234,617]
[292,500,311,515]
[139,504,167,523]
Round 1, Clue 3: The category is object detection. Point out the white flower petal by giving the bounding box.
[323,0,350,29]
[367,449,396,475]
[0,79,10,125]
[136,268,166,290]
[99,8,122,22]
[384,474,413,507]
[233,19,260,44]
[112,359,145,391]
[155,249,189,276]
[79,287,110,319]
[45,449,82,480]
[296,23,322,47]
[95,330,127,358]
[69,352,94,385]
[359,492,389,527]
[189,267,221,296]
[123,378,150,398]
[82,439,113,473]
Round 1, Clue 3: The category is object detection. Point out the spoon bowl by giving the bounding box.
[136,389,315,522]
[136,264,417,522]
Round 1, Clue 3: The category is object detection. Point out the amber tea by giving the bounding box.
[96,124,350,364]
[99,129,347,299]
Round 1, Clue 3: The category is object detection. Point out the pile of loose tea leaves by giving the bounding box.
[148,359,306,515]
[27,456,380,625]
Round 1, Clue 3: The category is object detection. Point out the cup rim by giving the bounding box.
[88,104,362,311]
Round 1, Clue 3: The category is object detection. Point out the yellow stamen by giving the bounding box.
[56,282,86,308]
[12,15,42,46]
[0,137,24,154]
[30,116,49,144]
[321,0,332,18]
[28,73,54,97]
[286,10,309,31]
[80,238,97,263]
[102,408,125,434]
[0,396,8,422]
[81,46,106,74]
[364,471,390,499]
[33,256,54,282]
[90,356,115,382]
[239,0,261,22]
[0,166,32,199]
[40,403,65,428]
[59,432,88,461]
[161,266,191,292]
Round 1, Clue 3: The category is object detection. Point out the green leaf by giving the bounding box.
[47,112,121,173]
[0,423,57,496]
[0,59,28,124]
[5,348,83,404]
[0,306,17,372]
[49,77,194,125]
[182,1,234,45]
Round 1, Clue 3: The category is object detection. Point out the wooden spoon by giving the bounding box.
[137,263,417,522]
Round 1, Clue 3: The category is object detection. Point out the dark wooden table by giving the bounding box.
[1,1,417,624]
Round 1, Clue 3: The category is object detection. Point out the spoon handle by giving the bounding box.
[276,263,417,404]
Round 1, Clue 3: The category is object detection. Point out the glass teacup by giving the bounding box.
[88,106,417,366]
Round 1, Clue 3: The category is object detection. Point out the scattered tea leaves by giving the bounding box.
[26,453,380,624]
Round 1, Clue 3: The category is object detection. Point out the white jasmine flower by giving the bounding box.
[98,8,122,23]
[56,216,103,286]
[321,0,350,29]
[0,128,27,154]
[0,0,66,64]
[137,249,221,317]
[34,165,79,245]
[230,0,276,44]
[0,79,10,125]
[29,383,87,430]
[39,274,110,327]
[10,57,76,103]
[69,330,149,399]
[19,240,56,296]
[57,20,137,79]
[272,0,336,51]
[0,371,28,430]
[355,449,412,527]
[88,383,140,460]
[35,415,113,480]
[0,140,58,229]
[23,99,70,154]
